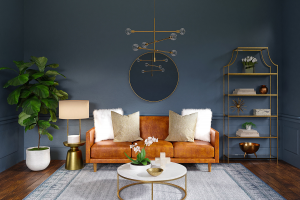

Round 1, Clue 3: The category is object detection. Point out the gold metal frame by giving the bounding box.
[223,47,278,164]
[129,52,179,102]
[117,173,187,200]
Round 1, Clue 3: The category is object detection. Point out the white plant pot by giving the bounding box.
[26,146,51,171]
[130,162,151,171]
[246,125,252,130]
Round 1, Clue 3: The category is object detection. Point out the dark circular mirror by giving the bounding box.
[129,52,179,102]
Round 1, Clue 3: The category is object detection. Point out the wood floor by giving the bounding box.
[0,160,299,200]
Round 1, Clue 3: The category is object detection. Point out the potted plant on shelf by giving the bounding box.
[242,56,258,73]
[124,136,158,171]
[0,56,68,171]
[242,122,256,130]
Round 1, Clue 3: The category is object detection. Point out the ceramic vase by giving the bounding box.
[130,162,151,171]
[244,65,255,73]
[259,85,268,94]
[26,146,51,171]
[246,125,252,130]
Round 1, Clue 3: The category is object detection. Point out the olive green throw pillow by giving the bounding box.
[111,111,143,142]
[165,110,198,142]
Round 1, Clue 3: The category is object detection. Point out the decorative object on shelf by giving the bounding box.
[146,168,164,177]
[59,100,89,170]
[259,85,268,94]
[239,142,260,158]
[155,152,171,169]
[230,98,246,115]
[125,0,185,66]
[236,129,260,137]
[124,136,158,171]
[242,56,258,73]
[233,88,256,95]
[242,122,256,130]
[0,56,68,171]
[129,52,178,102]
[253,109,271,116]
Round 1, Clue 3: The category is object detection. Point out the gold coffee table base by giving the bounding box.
[117,174,187,200]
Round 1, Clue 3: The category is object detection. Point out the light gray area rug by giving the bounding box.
[24,163,285,200]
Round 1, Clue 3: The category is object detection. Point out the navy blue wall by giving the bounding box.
[22,0,283,160]
[281,0,300,168]
[0,0,24,172]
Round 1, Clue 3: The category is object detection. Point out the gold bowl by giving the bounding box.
[147,168,163,177]
[239,142,260,158]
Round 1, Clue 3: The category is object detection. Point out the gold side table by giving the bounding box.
[63,140,85,170]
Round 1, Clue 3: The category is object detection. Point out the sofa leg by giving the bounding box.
[208,163,211,172]
[93,163,97,172]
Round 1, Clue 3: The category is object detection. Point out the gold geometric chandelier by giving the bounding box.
[125,0,185,74]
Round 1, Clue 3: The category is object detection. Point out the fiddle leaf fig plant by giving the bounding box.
[0,56,68,150]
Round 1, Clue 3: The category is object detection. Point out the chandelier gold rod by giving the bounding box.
[139,60,166,62]
[132,30,180,33]
[143,70,162,73]
[138,47,171,54]
[145,37,171,46]
[147,64,160,67]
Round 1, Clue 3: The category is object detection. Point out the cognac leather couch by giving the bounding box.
[86,116,219,172]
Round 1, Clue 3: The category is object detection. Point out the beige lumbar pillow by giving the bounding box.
[111,111,143,142]
[165,110,198,142]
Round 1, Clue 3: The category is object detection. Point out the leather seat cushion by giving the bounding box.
[91,140,132,159]
[173,140,214,158]
[132,140,173,158]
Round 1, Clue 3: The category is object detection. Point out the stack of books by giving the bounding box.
[253,109,271,116]
[233,88,256,95]
[236,129,260,137]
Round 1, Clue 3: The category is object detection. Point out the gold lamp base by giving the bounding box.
[63,141,85,170]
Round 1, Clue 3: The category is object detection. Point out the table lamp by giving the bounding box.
[59,100,89,170]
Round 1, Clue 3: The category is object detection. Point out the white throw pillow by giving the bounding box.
[181,109,212,142]
[93,108,123,142]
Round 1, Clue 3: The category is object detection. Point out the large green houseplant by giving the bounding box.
[0,56,68,170]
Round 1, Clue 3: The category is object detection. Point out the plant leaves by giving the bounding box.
[144,158,151,163]
[13,61,34,73]
[0,67,17,73]
[25,69,39,76]
[38,120,51,129]
[31,56,48,72]
[124,152,137,163]
[18,112,31,126]
[22,96,41,114]
[46,64,59,68]
[30,84,49,98]
[25,124,36,132]
[50,124,59,129]
[50,91,59,101]
[53,82,59,86]
[45,70,66,78]
[7,87,22,105]
[6,74,29,87]
[39,81,54,86]
[137,153,142,162]
[140,148,146,160]
[49,110,57,122]
[58,90,68,100]
[41,98,58,110]
[20,89,31,98]
[31,72,44,79]
[40,129,53,141]
[141,160,148,165]
[23,116,37,126]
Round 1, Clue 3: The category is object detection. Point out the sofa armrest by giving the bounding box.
[210,128,219,163]
[86,127,95,163]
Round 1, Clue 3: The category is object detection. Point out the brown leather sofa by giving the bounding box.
[86,116,219,172]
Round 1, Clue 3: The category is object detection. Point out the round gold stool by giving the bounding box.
[63,140,85,170]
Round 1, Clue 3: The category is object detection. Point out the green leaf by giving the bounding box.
[18,112,31,126]
[137,153,142,162]
[40,104,48,114]
[49,110,57,122]
[39,81,54,86]
[22,96,41,114]
[141,160,148,165]
[31,72,44,79]
[38,120,51,129]
[25,69,39,76]
[53,82,59,86]
[140,148,146,160]
[58,90,68,100]
[50,124,59,129]
[45,70,66,78]
[50,91,59,101]
[40,129,53,141]
[13,61,34,73]
[30,84,49,98]
[3,82,10,88]
[6,74,29,87]
[144,158,151,163]
[20,89,31,98]
[7,87,22,105]
[23,116,37,126]
[41,98,58,110]
[0,67,17,73]
[131,160,140,165]
[32,56,48,72]
[25,124,36,132]
[46,64,59,68]
[124,152,137,163]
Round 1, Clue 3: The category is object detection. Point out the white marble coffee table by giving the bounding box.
[117,161,187,200]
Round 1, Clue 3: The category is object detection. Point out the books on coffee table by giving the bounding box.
[236,129,260,137]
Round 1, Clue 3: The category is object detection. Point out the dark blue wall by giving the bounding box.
[281,0,300,168]
[22,0,283,160]
[0,0,24,172]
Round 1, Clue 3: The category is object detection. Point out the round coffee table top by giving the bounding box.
[117,161,187,182]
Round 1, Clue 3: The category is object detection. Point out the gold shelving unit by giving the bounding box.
[223,47,278,163]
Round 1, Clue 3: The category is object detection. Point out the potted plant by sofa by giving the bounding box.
[242,122,256,130]
[0,56,68,171]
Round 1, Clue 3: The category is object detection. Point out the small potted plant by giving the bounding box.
[124,136,158,171]
[242,56,258,73]
[242,122,256,130]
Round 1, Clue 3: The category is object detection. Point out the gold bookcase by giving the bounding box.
[223,47,278,163]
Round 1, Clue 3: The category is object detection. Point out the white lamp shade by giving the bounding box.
[59,100,89,119]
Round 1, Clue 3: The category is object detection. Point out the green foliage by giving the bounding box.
[1,56,68,149]
[242,122,256,129]
[125,146,150,166]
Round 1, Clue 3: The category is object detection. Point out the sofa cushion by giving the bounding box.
[91,140,132,159]
[140,116,169,140]
[132,140,173,158]
[173,140,214,158]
